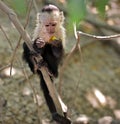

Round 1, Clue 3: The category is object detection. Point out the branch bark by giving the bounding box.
[77,31,120,40]
[0,1,64,116]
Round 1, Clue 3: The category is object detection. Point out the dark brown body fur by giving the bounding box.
[23,38,63,113]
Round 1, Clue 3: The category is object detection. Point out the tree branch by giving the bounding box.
[77,31,120,40]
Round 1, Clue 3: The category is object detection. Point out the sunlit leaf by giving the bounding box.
[67,0,86,30]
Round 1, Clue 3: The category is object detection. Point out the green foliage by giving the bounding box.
[94,0,109,17]
[67,0,109,31]
[67,0,87,31]
[6,0,27,16]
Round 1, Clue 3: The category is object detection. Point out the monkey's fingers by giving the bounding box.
[45,66,54,77]
[33,64,38,73]
[36,60,53,76]
[34,38,45,48]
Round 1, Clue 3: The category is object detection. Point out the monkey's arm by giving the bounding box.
[23,38,45,73]
[23,42,36,73]
[43,39,64,77]
[50,39,64,59]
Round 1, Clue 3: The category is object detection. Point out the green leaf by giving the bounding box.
[68,0,86,22]
[95,0,109,17]
[67,0,86,30]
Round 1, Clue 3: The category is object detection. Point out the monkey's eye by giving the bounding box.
[52,23,56,26]
[45,24,49,27]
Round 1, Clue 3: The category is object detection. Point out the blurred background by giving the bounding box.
[0,0,120,123]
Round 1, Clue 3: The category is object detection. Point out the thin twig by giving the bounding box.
[0,64,11,71]
[22,67,42,124]
[10,0,33,76]
[0,25,15,76]
[0,25,27,77]
[58,24,81,95]
[0,25,13,50]
[77,31,120,40]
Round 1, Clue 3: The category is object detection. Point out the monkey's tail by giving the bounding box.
[39,73,57,114]
[39,73,71,124]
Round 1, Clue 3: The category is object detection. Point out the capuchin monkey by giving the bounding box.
[23,4,71,124]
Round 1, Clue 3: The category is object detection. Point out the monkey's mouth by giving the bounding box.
[49,32,55,34]
[49,33,55,37]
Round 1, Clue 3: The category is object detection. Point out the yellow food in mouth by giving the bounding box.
[49,36,57,42]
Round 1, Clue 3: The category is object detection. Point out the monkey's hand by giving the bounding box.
[49,39,64,59]
[33,38,46,49]
[49,38,62,47]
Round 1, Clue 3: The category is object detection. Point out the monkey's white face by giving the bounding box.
[35,10,64,43]
[43,12,60,37]
[44,19,57,36]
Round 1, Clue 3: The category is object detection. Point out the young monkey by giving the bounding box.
[23,4,71,124]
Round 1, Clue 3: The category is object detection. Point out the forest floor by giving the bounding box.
[0,15,120,124]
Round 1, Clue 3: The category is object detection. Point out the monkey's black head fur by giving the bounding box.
[41,4,59,13]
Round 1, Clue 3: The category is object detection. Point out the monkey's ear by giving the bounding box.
[60,11,65,23]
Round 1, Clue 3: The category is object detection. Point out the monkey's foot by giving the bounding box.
[36,59,53,77]
[44,66,54,77]
[52,113,71,124]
